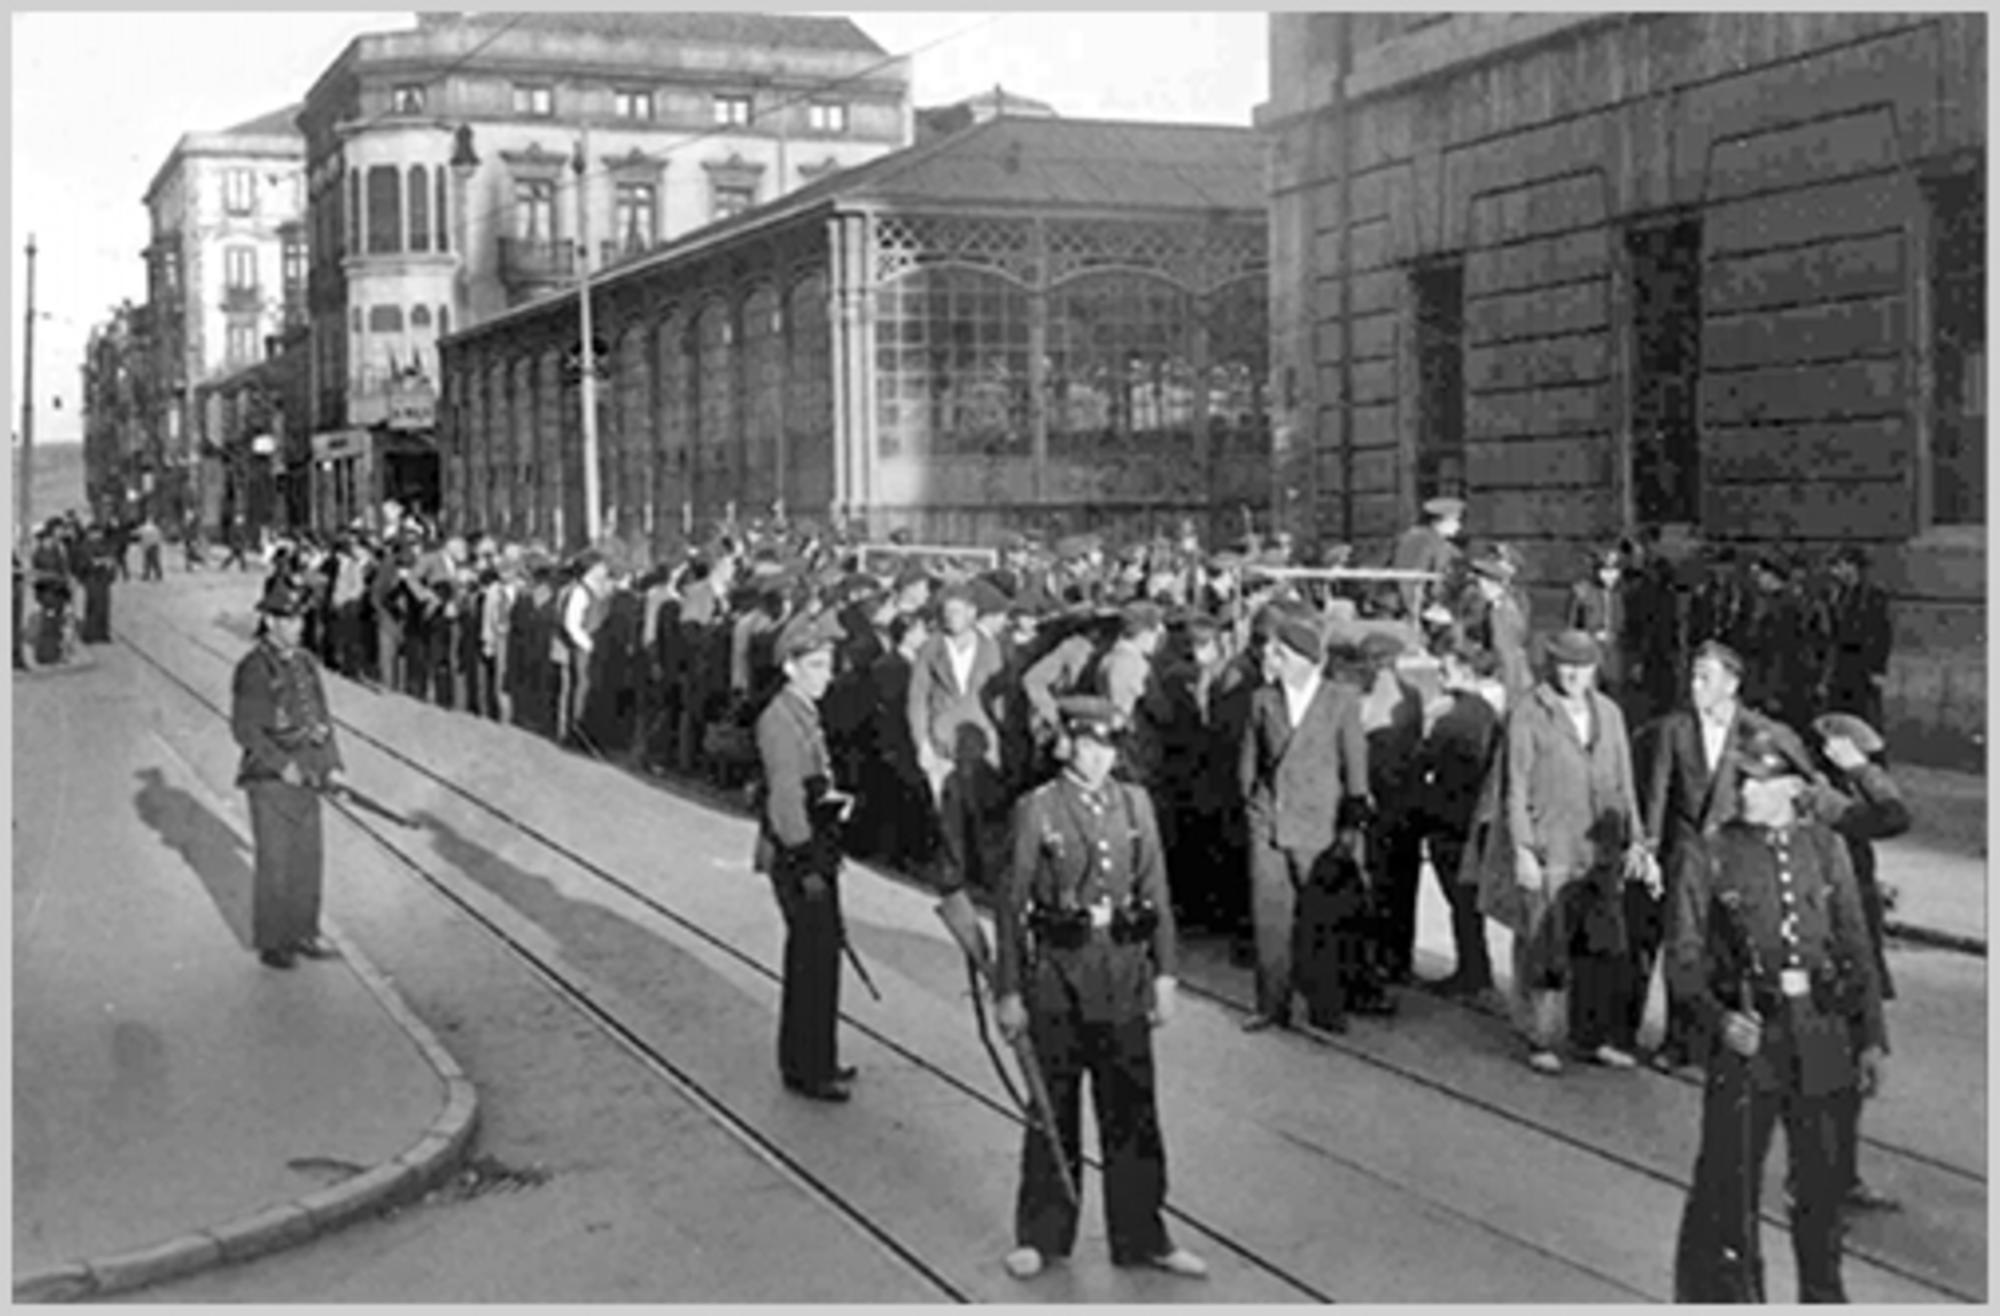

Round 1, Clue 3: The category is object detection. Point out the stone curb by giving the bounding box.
[1884,919,1986,957]
[12,922,479,1303]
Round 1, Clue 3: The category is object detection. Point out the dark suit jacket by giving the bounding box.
[1239,677,1370,854]
[1642,705,1809,870]
[906,630,1009,769]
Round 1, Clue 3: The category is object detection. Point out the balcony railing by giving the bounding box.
[599,237,658,269]
[498,236,577,284]
[221,284,262,313]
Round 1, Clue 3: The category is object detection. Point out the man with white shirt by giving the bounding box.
[907,580,1011,895]
[1640,640,1814,1069]
[1237,606,1372,1033]
[556,551,611,747]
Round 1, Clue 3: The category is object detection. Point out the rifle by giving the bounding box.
[1711,888,1768,1304]
[936,889,1079,1209]
[322,779,420,829]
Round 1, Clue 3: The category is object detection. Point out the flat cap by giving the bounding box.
[1119,599,1165,633]
[1273,608,1325,664]
[1178,610,1223,640]
[937,579,975,607]
[1056,694,1124,743]
[1358,632,1406,664]
[1423,496,1466,520]
[1470,550,1517,582]
[1055,533,1102,561]
[1731,725,1815,782]
[773,608,844,663]
[1813,712,1886,757]
[1546,629,1602,667]
[967,576,1012,618]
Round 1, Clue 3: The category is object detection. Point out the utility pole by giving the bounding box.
[18,234,37,545]
[574,130,603,548]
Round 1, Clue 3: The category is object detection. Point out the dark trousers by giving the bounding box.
[1673,1045,1849,1303]
[933,756,1005,894]
[1626,881,1698,1060]
[1249,838,1362,1022]
[330,601,366,678]
[556,647,592,745]
[141,545,163,580]
[1371,819,1424,980]
[1428,836,1493,988]
[245,781,324,952]
[1015,1010,1171,1264]
[769,861,843,1085]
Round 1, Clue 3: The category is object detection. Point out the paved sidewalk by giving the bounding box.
[11,640,477,1301]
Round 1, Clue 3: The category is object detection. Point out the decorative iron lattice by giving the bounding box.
[1046,219,1266,293]
[874,213,1038,285]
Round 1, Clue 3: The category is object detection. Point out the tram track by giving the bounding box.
[129,601,1981,1303]
[118,613,1345,1303]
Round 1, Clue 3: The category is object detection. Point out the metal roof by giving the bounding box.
[434,11,886,55]
[220,104,302,138]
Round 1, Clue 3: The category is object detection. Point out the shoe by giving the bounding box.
[783,1076,852,1103]
[1527,1050,1563,1075]
[259,949,297,970]
[1351,993,1398,1018]
[1003,1247,1045,1280]
[1589,1045,1639,1070]
[1140,1248,1209,1279]
[834,1065,858,1083]
[1240,1012,1289,1034]
[1844,1182,1902,1213]
[1303,1013,1350,1037]
[291,936,339,961]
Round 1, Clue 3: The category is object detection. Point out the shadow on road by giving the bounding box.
[132,766,253,948]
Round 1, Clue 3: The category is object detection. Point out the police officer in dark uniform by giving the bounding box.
[1668,727,1887,1303]
[231,580,345,969]
[753,605,858,1102]
[991,695,1207,1282]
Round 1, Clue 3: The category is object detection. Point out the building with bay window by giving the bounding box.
[436,114,1270,551]
[1260,11,1986,763]
[296,10,911,529]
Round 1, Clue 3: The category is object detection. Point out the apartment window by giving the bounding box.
[807,102,848,133]
[224,246,257,290]
[408,164,431,252]
[347,168,362,255]
[711,182,756,221]
[712,93,752,126]
[513,84,554,117]
[224,168,256,215]
[392,84,427,114]
[366,165,403,254]
[614,182,657,252]
[515,179,557,240]
[1412,260,1466,505]
[614,89,655,121]
[225,322,258,367]
[435,169,449,253]
[1627,219,1704,526]
[1928,169,1986,527]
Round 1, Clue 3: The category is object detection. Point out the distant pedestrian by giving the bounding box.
[1816,547,1893,730]
[1390,496,1464,621]
[230,580,344,970]
[1417,638,1503,997]
[137,516,164,581]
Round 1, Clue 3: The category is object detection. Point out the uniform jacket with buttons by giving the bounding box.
[992,773,1177,1022]
[1667,817,1886,1096]
[232,641,343,787]
[753,686,837,876]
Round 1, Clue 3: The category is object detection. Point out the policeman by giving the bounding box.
[1390,495,1464,619]
[991,695,1207,1282]
[752,605,857,1102]
[1668,727,1887,1303]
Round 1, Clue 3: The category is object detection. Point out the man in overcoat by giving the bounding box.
[907,580,1012,894]
[1668,727,1887,1303]
[991,695,1207,1282]
[231,581,344,969]
[1237,607,1372,1033]
[1390,496,1464,620]
[1816,547,1894,729]
[753,606,856,1102]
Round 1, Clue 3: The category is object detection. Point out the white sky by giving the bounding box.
[7,9,1272,447]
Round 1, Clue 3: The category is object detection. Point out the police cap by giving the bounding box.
[1423,496,1466,521]
[1056,694,1124,743]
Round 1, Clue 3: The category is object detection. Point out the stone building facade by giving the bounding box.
[139,106,306,532]
[437,115,1271,553]
[1260,12,1985,764]
[296,11,910,530]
